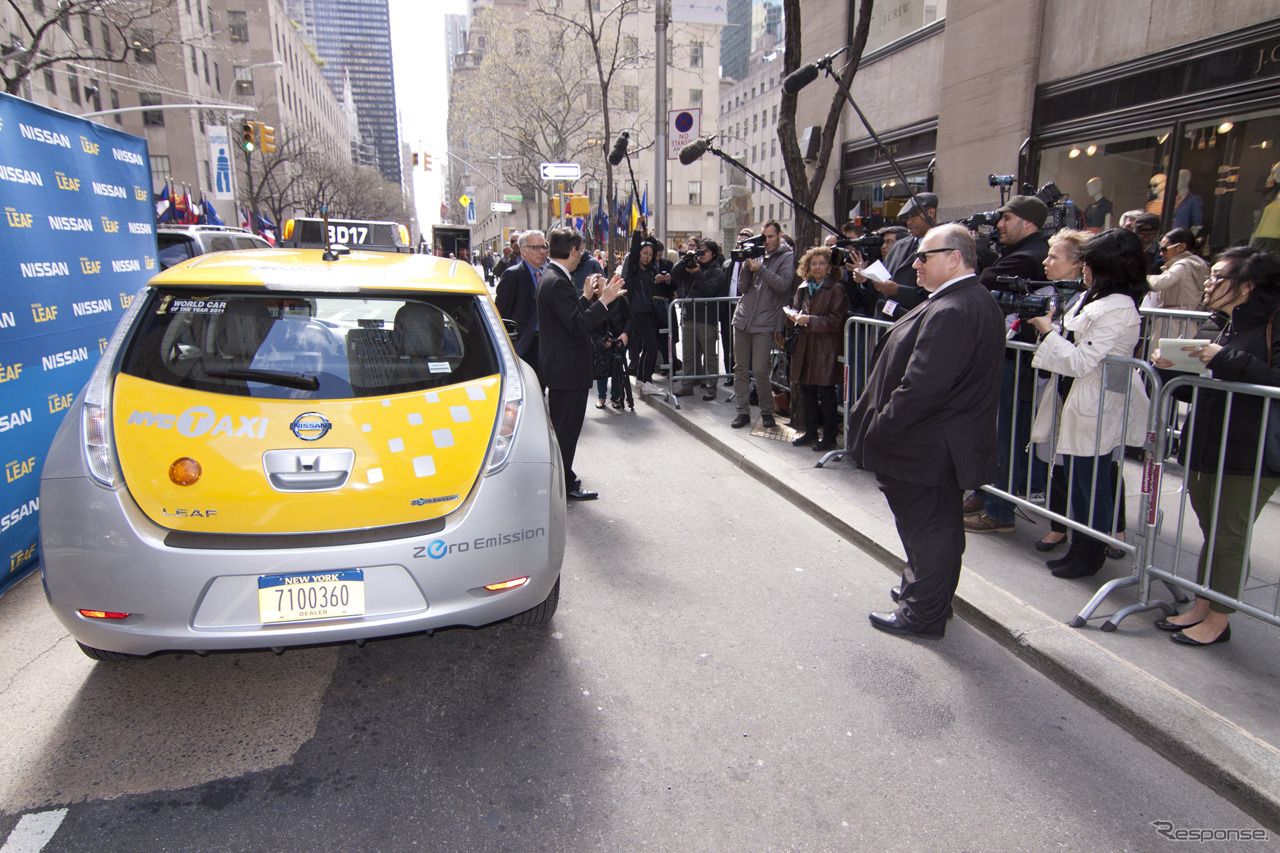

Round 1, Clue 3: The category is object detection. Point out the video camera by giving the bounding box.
[730,233,767,263]
[992,275,1086,320]
[832,235,885,266]
[679,250,701,270]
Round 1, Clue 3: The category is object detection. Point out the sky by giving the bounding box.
[389,0,467,233]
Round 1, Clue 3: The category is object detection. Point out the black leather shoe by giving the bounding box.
[567,488,598,501]
[868,610,944,639]
[1035,536,1066,553]
[792,432,818,446]
[1171,624,1231,646]
[812,439,836,451]
[1154,615,1203,632]
[730,414,751,429]
[889,585,902,603]
[760,414,776,429]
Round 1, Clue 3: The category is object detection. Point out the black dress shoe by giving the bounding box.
[812,439,836,451]
[1171,624,1231,646]
[760,413,776,429]
[868,610,944,639]
[566,488,598,501]
[1154,615,1203,632]
[1035,536,1066,553]
[792,432,818,446]
[889,585,902,603]
[730,414,751,429]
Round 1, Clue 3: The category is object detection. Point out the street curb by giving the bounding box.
[643,393,1280,834]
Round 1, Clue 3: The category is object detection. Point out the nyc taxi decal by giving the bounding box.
[126,406,269,438]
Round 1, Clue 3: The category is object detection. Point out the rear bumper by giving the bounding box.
[39,460,565,656]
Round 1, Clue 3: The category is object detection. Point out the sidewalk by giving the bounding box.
[641,383,1280,833]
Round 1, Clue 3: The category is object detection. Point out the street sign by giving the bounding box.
[539,162,581,181]
[458,194,471,207]
[491,202,514,213]
[503,194,523,202]
[668,108,701,160]
[466,200,476,225]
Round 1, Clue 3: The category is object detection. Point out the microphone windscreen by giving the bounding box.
[781,63,820,95]
[678,138,709,166]
[607,133,629,166]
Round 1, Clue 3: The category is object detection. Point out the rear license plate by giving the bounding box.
[257,569,365,624]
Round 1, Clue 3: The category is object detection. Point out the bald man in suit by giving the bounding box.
[847,224,1005,638]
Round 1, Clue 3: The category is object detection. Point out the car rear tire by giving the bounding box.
[509,576,559,625]
[77,642,145,661]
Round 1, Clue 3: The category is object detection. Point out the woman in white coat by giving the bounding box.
[1028,229,1150,578]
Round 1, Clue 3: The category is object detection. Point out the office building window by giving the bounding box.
[690,88,702,108]
[690,41,703,68]
[67,69,80,104]
[43,68,56,94]
[234,67,253,96]
[132,29,155,63]
[688,181,702,205]
[624,85,638,111]
[150,155,172,185]
[140,92,164,126]
[228,11,249,42]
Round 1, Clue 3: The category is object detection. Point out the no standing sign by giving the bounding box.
[667,108,701,160]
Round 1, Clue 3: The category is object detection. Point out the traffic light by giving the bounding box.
[412,152,419,167]
[260,124,275,154]
[241,122,255,152]
[423,154,432,172]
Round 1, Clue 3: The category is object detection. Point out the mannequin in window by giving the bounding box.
[1146,173,1166,217]
[1252,161,1280,253]
[1084,177,1112,230]
[1172,168,1204,230]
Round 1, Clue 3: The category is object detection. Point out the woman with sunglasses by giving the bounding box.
[1147,227,1209,311]
[1026,228,1150,579]
[1150,247,1280,646]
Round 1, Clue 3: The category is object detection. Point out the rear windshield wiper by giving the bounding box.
[204,368,320,391]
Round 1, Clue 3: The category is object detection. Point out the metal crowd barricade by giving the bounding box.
[1137,307,1214,361]
[661,296,740,409]
[815,315,891,468]
[1073,374,1280,631]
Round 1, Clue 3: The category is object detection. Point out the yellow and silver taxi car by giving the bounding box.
[40,246,565,660]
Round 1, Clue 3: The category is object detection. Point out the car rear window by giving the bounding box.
[157,237,194,270]
[119,289,500,400]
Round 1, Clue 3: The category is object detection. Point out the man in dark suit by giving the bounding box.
[846,224,1005,638]
[495,230,546,385]
[537,227,627,501]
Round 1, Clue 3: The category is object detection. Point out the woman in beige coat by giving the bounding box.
[1147,228,1209,310]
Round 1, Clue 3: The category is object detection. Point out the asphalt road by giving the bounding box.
[0,403,1272,852]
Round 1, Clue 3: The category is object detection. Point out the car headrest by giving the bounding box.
[218,300,274,360]
[393,303,444,359]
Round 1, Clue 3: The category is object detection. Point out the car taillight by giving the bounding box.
[484,577,528,592]
[79,609,130,619]
[479,298,523,474]
[82,288,147,488]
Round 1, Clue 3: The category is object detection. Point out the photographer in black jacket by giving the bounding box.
[966,194,1052,535]
[673,240,728,399]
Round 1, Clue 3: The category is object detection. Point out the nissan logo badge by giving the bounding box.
[290,412,332,441]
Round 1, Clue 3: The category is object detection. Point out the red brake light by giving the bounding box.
[484,577,529,592]
[79,609,130,619]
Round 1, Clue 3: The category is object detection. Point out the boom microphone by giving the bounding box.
[782,44,854,95]
[678,137,713,166]
[782,63,821,95]
[607,132,630,167]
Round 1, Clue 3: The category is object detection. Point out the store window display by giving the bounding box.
[1037,113,1280,255]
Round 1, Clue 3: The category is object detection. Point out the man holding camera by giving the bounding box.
[672,240,727,399]
[721,228,755,383]
[536,227,627,502]
[730,220,795,429]
[965,194,1051,535]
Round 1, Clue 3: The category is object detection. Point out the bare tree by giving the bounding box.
[1,0,186,96]
[777,0,874,250]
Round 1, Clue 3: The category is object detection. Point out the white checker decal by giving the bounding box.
[466,385,486,400]
[424,391,440,403]
[367,467,384,484]
[361,423,373,433]
[450,405,471,423]
[388,437,405,453]
[413,455,436,477]
[381,399,391,407]
[408,412,424,426]
[433,428,455,448]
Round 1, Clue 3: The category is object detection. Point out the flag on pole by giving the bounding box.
[641,188,648,217]
[203,199,225,226]
[155,184,171,222]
